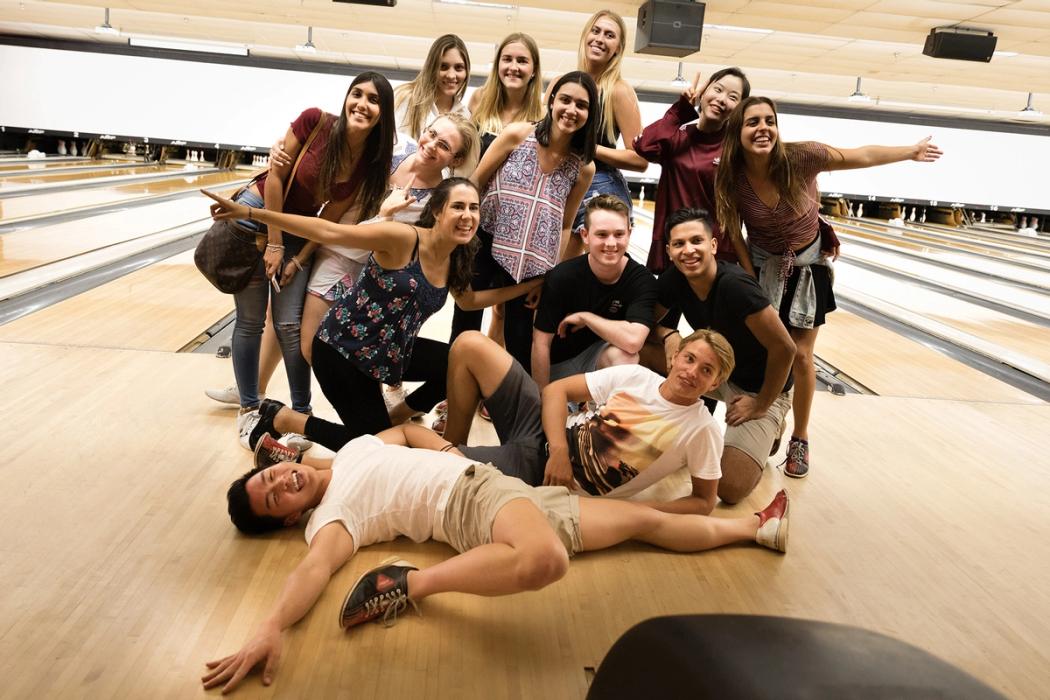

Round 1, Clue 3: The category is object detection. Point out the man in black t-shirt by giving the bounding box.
[647,208,796,504]
[532,195,658,389]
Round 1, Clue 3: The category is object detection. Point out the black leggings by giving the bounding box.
[306,337,448,451]
[449,228,536,372]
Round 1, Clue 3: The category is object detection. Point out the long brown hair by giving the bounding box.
[416,177,479,294]
[318,72,395,221]
[715,96,809,237]
[394,35,471,140]
[472,33,544,135]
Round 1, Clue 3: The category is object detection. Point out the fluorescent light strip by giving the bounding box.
[436,0,517,9]
[128,36,248,56]
[707,23,773,35]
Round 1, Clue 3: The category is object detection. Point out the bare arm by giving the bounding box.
[594,81,647,172]
[202,189,416,254]
[824,137,943,171]
[376,423,464,455]
[471,123,532,191]
[558,313,649,355]
[531,329,555,390]
[559,162,595,260]
[727,225,754,276]
[260,125,303,278]
[540,374,594,487]
[201,523,355,693]
[453,277,543,311]
[724,307,795,427]
[640,477,717,516]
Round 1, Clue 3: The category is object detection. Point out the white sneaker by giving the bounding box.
[237,410,261,451]
[383,384,407,412]
[281,433,314,453]
[206,386,240,405]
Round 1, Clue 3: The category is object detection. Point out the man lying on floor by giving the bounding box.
[201,423,789,693]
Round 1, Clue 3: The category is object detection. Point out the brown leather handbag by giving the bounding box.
[194,115,328,293]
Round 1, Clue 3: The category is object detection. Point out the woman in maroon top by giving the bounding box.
[715,96,942,478]
[634,67,749,273]
[231,72,395,448]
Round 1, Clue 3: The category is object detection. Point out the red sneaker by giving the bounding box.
[756,489,789,553]
[784,437,809,478]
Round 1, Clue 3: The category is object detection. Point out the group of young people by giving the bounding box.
[199,10,943,693]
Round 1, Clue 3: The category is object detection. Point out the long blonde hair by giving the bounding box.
[472,33,544,136]
[394,34,471,140]
[576,9,628,145]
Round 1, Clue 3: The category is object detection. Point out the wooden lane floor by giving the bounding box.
[833,216,1050,264]
[816,309,1042,403]
[0,158,129,174]
[0,164,174,190]
[0,156,90,170]
[0,249,232,352]
[0,170,248,226]
[0,195,218,280]
[837,263,1050,371]
[0,340,1047,698]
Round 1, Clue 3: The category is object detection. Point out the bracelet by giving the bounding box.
[291,258,304,272]
[439,443,457,453]
[266,244,285,252]
[661,329,680,343]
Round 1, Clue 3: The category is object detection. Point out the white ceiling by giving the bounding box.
[2,0,1049,124]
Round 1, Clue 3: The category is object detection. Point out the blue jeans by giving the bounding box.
[231,189,312,412]
[571,166,633,233]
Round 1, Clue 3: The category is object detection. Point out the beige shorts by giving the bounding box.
[707,382,792,469]
[441,463,582,556]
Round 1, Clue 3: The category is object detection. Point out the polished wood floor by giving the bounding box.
[0,189,1048,698]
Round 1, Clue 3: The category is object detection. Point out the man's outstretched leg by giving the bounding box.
[578,490,789,554]
[444,331,516,445]
[339,496,569,630]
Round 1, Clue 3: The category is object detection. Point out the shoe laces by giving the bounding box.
[363,587,419,628]
[777,439,808,470]
[238,412,261,437]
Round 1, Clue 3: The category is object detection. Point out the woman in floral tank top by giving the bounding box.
[204,178,543,452]
[715,96,943,478]
[454,71,598,372]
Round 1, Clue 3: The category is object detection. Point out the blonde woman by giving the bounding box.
[468,32,543,157]
[394,34,471,141]
[548,10,645,239]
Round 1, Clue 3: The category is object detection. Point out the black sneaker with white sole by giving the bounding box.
[339,558,419,630]
[248,398,285,451]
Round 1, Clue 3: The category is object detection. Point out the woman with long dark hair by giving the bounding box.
[715,96,942,478]
[205,178,540,451]
[230,72,395,449]
[634,67,750,272]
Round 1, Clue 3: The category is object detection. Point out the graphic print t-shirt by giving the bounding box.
[566,365,722,497]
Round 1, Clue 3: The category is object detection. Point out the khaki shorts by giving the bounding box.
[707,382,792,468]
[441,463,582,556]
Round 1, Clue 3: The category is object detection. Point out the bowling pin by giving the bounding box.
[70,141,78,156]
[57,140,67,155]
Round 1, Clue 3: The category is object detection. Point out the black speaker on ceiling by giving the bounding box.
[635,0,705,57]
[922,27,997,62]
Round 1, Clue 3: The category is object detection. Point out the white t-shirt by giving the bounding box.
[565,364,723,498]
[304,435,467,554]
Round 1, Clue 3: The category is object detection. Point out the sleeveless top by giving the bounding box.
[480,134,582,282]
[316,230,448,384]
[594,94,621,174]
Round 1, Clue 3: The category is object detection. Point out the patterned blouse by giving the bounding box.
[480,134,581,283]
[316,232,447,384]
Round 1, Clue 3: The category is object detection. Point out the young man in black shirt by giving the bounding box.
[648,208,797,503]
[531,195,658,389]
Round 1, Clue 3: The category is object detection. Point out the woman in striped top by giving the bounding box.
[715,96,943,478]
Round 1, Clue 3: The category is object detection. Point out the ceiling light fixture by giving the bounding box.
[848,77,871,103]
[295,26,317,54]
[128,35,249,56]
[706,23,773,35]
[671,62,687,86]
[95,8,119,36]
[436,0,517,9]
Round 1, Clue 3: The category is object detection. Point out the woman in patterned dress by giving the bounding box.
[463,71,599,372]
